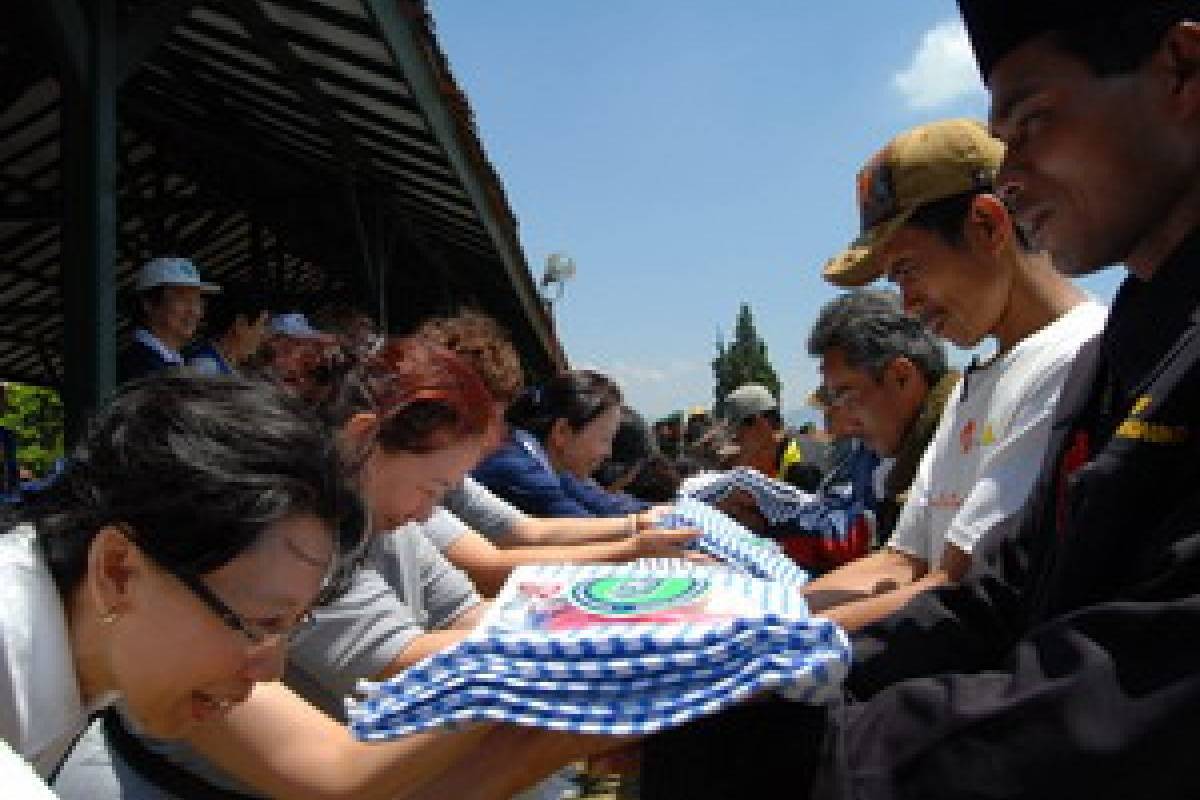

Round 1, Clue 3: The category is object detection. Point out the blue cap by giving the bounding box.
[269,312,322,338]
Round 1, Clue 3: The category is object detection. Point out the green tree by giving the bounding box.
[0,382,65,477]
[712,303,781,415]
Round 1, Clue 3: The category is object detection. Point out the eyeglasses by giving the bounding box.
[174,571,317,648]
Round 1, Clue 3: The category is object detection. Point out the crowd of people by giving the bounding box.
[4,0,1200,797]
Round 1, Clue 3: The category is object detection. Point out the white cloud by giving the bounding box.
[893,19,985,111]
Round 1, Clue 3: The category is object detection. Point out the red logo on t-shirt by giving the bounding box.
[960,419,977,454]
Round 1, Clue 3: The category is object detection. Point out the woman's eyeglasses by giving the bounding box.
[173,570,316,648]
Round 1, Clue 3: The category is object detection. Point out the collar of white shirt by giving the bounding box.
[0,527,118,778]
[133,328,184,366]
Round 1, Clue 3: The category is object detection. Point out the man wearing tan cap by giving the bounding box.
[803,118,1106,632]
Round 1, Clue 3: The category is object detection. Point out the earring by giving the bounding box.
[100,610,119,625]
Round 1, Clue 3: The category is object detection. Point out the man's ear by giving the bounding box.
[1157,21,1200,118]
[967,193,1013,255]
[547,418,573,452]
[86,526,142,617]
[884,356,919,391]
[342,411,378,452]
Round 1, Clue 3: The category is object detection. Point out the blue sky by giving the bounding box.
[428,1,1124,423]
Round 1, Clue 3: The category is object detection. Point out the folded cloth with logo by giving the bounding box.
[657,497,810,586]
[346,564,850,740]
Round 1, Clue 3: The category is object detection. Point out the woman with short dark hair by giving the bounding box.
[0,373,364,791]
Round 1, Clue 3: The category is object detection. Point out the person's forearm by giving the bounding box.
[189,683,493,800]
[508,515,634,546]
[820,570,949,632]
[802,548,926,611]
[407,728,629,800]
[379,630,470,675]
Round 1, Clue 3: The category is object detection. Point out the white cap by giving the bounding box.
[723,383,778,426]
[269,312,321,338]
[136,257,221,293]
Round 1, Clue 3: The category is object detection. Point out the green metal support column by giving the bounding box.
[60,0,117,443]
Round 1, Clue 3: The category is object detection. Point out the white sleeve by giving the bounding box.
[885,419,943,564]
[942,360,1072,556]
[0,740,56,798]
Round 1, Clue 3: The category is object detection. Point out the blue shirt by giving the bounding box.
[473,429,648,518]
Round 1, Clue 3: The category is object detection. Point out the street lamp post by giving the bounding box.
[540,252,576,314]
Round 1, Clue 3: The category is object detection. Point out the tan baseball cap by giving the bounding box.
[822,118,1005,288]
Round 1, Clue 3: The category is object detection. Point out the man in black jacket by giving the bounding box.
[641,3,1200,797]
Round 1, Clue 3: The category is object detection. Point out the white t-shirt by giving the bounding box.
[0,526,118,778]
[0,739,58,798]
[888,301,1107,568]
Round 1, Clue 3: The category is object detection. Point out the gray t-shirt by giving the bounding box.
[52,525,481,800]
[286,523,479,717]
[441,475,526,543]
[419,506,471,553]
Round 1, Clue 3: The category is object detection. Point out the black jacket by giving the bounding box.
[823,229,1200,799]
[641,231,1200,800]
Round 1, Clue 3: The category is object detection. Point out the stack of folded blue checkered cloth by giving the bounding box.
[659,497,809,586]
[680,467,824,526]
[346,564,850,740]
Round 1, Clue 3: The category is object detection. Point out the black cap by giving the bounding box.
[957,0,1134,81]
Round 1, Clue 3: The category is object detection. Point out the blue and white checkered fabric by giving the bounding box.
[680,467,825,526]
[346,565,850,740]
[658,497,810,586]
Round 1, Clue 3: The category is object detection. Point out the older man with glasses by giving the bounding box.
[807,288,959,543]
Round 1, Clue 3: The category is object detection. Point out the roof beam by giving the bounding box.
[361,0,563,368]
[33,0,87,90]
[116,0,201,85]
[222,0,365,175]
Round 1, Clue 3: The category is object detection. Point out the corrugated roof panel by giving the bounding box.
[0,0,563,389]
[261,2,394,66]
[187,6,257,44]
[306,0,372,20]
[172,25,282,78]
[286,38,413,102]
[314,78,430,140]
[156,44,310,114]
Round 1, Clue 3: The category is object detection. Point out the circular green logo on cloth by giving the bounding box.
[568,575,710,616]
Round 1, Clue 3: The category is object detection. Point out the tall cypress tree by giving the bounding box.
[712,303,781,415]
